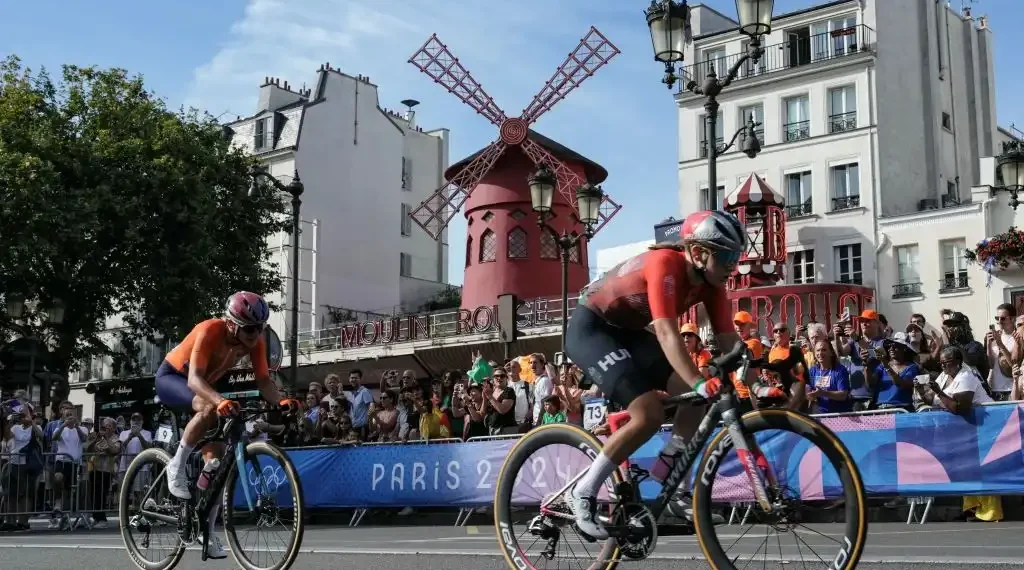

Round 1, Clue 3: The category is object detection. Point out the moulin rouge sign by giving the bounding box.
[324,300,556,349]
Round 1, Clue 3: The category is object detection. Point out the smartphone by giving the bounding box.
[319,401,329,412]
[990,324,996,331]
[553,352,567,367]
[914,374,932,386]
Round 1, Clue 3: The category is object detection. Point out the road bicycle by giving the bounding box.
[118,402,305,570]
[494,341,868,570]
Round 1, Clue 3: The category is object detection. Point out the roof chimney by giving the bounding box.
[400,99,420,128]
[978,14,988,29]
[962,6,971,18]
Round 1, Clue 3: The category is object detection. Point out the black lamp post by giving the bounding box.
[529,165,604,351]
[5,297,65,414]
[647,0,773,196]
[992,140,1024,210]
[249,169,304,392]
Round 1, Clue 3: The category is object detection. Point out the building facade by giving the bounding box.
[877,152,1024,330]
[68,65,453,416]
[677,0,998,293]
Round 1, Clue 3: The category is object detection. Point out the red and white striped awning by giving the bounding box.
[724,173,784,207]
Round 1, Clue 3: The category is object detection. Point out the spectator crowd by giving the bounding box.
[3,303,1023,529]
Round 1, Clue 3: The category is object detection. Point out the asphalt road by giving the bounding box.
[0,521,1020,570]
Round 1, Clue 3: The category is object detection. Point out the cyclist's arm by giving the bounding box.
[645,256,703,387]
[187,329,228,408]
[250,338,283,405]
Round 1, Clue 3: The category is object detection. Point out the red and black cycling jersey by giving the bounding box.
[581,248,733,332]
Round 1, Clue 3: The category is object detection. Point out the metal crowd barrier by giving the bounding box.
[0,451,144,532]
[4,402,1019,532]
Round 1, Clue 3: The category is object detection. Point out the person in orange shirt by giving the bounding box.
[731,311,763,413]
[679,323,712,374]
[154,291,297,558]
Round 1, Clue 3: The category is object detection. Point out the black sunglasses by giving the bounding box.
[241,323,265,335]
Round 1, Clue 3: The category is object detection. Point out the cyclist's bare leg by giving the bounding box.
[166,396,218,499]
[598,391,664,464]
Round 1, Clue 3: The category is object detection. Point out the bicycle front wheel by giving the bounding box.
[693,408,868,570]
[493,423,624,570]
[222,441,305,570]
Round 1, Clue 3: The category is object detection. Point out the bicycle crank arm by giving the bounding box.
[139,510,177,526]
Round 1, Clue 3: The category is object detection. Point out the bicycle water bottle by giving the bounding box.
[651,434,687,483]
[196,458,221,491]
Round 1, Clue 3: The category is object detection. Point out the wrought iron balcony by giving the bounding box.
[829,111,857,133]
[783,120,810,142]
[784,203,813,218]
[699,137,725,158]
[939,275,969,293]
[831,195,861,211]
[893,282,922,299]
[680,25,875,92]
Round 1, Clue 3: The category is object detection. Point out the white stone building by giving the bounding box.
[677,0,999,293]
[878,149,1024,330]
[68,65,452,405]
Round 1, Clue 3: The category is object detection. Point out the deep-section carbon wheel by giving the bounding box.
[692,408,868,570]
[493,423,624,570]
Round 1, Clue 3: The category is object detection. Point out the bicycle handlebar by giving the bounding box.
[664,340,809,406]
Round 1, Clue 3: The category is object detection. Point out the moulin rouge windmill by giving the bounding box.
[407,27,623,310]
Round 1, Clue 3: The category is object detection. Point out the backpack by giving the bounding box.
[22,436,44,476]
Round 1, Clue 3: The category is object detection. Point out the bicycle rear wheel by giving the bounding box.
[493,423,626,570]
[693,408,868,570]
[118,448,186,570]
[222,441,305,570]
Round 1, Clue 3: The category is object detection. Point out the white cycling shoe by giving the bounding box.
[206,535,228,559]
[165,462,191,500]
[569,494,609,541]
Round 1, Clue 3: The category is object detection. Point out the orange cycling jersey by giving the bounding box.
[164,319,269,384]
[583,248,733,332]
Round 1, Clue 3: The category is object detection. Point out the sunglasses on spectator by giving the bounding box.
[939,360,958,367]
[773,327,788,334]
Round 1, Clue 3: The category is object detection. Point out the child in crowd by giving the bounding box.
[540,395,566,425]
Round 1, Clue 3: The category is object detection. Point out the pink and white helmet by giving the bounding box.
[225,291,270,327]
[680,210,746,253]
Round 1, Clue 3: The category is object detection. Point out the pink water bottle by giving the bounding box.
[196,458,221,491]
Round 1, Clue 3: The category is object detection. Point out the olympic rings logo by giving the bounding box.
[247,464,287,494]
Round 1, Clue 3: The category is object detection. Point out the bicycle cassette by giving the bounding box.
[614,502,658,560]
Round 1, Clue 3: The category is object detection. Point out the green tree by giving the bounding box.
[0,56,288,404]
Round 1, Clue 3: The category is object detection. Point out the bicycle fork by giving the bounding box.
[721,408,776,513]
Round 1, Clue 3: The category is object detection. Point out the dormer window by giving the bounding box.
[254,118,269,150]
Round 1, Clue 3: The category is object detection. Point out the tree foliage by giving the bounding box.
[0,56,288,392]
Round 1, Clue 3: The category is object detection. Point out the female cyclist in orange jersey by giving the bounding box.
[154,291,297,559]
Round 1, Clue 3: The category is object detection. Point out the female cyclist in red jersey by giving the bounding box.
[155,291,297,559]
[564,210,783,539]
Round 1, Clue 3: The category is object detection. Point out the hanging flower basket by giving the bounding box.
[964,226,1024,272]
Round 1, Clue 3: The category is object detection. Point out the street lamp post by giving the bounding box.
[646,0,773,193]
[992,140,1024,210]
[249,169,304,393]
[5,297,65,414]
[528,166,604,351]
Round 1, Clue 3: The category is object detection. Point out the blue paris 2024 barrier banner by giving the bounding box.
[235,403,1024,509]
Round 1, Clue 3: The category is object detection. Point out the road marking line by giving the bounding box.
[466,526,479,535]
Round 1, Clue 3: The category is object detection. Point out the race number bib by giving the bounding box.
[583,397,607,431]
[155,425,174,444]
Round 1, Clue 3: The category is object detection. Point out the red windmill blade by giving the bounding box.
[407,27,623,241]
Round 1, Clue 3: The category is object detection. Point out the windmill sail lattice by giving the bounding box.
[407,27,623,240]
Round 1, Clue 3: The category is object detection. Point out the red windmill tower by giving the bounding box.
[407,28,623,310]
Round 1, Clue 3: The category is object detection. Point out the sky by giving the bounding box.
[3,0,1023,286]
